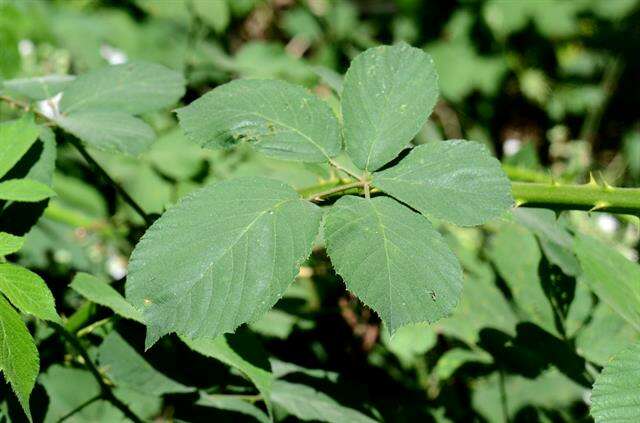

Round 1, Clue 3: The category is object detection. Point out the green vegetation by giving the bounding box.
[0,1,639,422]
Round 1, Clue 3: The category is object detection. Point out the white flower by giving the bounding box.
[37,92,62,119]
[100,44,128,65]
[503,138,522,156]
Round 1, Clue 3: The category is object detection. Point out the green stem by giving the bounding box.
[305,180,366,201]
[50,323,144,423]
[68,137,153,226]
[56,394,101,422]
[77,317,113,338]
[511,181,640,215]
[0,94,49,121]
[498,368,510,423]
[299,178,640,215]
[201,393,263,403]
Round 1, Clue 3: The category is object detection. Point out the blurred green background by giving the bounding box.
[1,0,639,422]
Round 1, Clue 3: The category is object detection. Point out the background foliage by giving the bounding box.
[1,0,639,422]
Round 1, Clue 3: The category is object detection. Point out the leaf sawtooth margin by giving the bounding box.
[373,140,514,227]
[323,195,463,334]
[176,79,342,162]
[341,42,439,172]
[125,177,322,345]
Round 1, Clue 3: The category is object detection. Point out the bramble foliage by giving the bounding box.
[1,1,639,422]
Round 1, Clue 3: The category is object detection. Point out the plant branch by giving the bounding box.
[511,181,640,215]
[305,180,366,201]
[56,394,101,423]
[0,94,50,120]
[68,137,154,226]
[50,323,144,423]
[498,368,510,423]
[299,177,640,215]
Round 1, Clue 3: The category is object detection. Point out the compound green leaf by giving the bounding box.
[323,195,463,334]
[0,232,23,256]
[575,233,640,331]
[590,341,640,422]
[373,140,513,226]
[341,43,438,171]
[70,272,143,323]
[2,75,75,101]
[0,178,56,202]
[182,331,273,411]
[98,332,192,395]
[59,61,185,114]
[55,111,155,156]
[0,263,59,322]
[177,79,341,162]
[126,177,322,342]
[0,295,39,421]
[0,115,40,178]
[272,380,377,423]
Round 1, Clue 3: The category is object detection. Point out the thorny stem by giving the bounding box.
[50,323,144,423]
[301,177,640,216]
[3,94,639,215]
[511,181,640,215]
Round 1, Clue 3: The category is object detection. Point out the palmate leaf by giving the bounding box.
[0,263,59,322]
[373,140,513,226]
[126,177,322,343]
[177,79,341,162]
[590,341,640,422]
[341,42,438,171]
[323,196,462,334]
[0,295,39,421]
